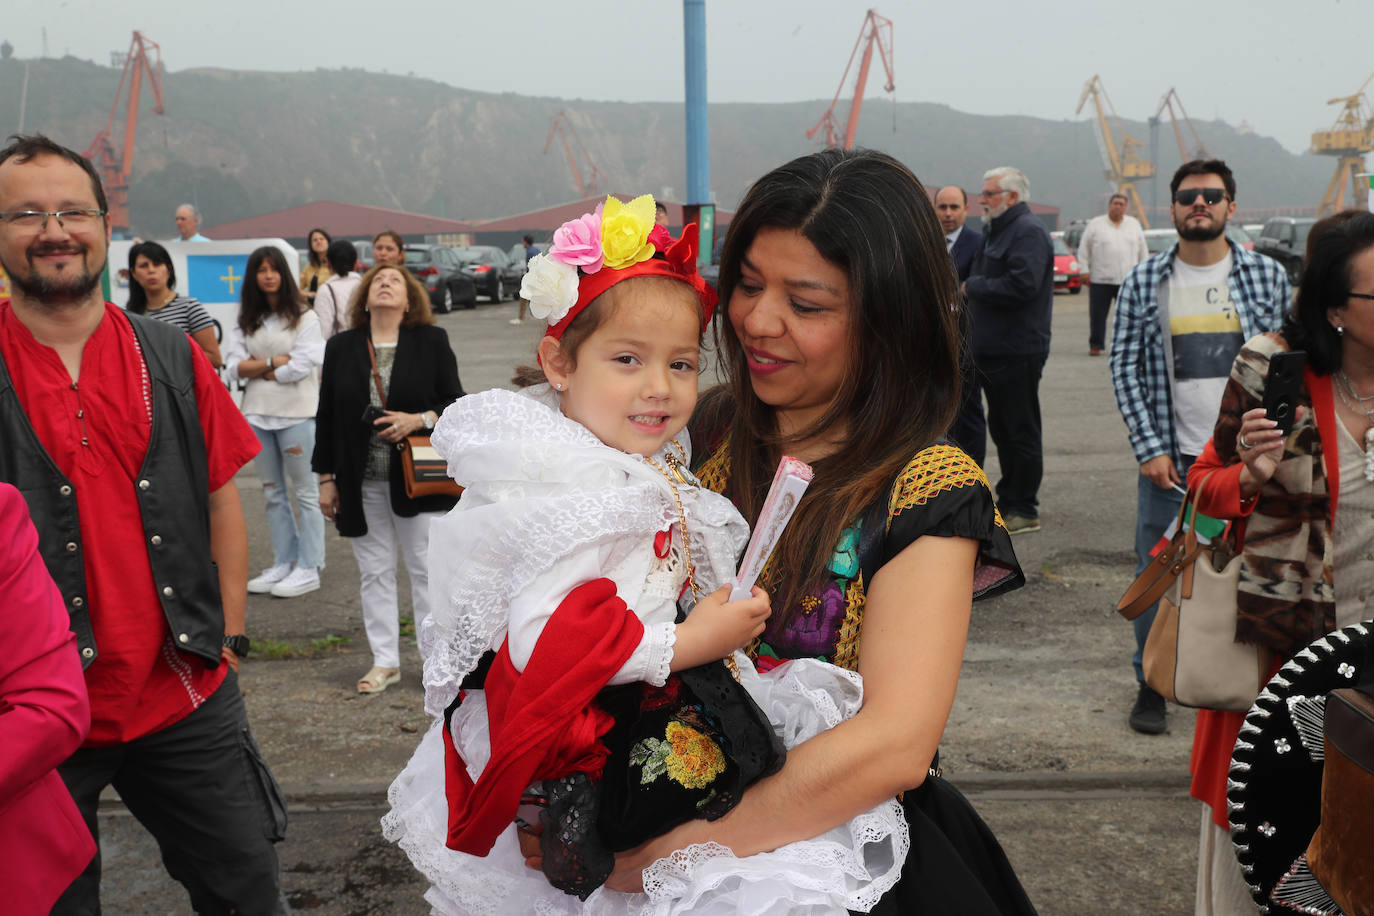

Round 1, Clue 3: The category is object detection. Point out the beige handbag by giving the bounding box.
[1118,478,1270,711]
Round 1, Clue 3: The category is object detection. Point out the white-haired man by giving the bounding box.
[964,167,1054,534]
[174,203,209,242]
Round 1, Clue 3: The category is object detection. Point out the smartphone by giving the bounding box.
[1262,350,1306,436]
[360,404,387,429]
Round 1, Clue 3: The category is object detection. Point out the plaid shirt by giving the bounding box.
[1109,239,1291,466]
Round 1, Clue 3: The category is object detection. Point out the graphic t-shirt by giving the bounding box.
[1169,252,1240,457]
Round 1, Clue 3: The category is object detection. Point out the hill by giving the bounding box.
[0,56,1339,238]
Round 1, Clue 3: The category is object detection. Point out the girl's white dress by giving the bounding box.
[382,386,908,915]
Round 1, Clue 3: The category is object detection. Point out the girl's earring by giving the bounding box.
[1338,325,1345,335]
[554,382,564,390]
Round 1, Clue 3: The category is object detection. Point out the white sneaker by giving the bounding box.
[248,563,293,594]
[270,566,320,598]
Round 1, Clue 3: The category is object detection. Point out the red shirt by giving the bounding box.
[0,301,260,745]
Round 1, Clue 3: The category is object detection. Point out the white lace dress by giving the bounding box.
[382,386,909,915]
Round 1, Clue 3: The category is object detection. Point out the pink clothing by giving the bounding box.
[0,483,95,913]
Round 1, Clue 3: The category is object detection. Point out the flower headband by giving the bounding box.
[519,194,718,341]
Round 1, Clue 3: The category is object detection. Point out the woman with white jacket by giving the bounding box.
[225,246,327,598]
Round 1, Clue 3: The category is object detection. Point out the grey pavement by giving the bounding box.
[96,293,1205,914]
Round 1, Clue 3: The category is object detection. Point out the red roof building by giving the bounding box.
[200,202,475,245]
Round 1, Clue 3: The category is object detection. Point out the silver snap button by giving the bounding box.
[138,479,150,490]
[162,586,174,597]
[150,535,162,546]
[59,485,73,496]
[65,541,78,552]
[178,633,189,643]
[81,647,94,659]
[71,596,84,608]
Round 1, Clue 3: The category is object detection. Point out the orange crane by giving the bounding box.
[84,31,165,235]
[1076,75,1155,228]
[1152,88,1209,161]
[1310,71,1373,215]
[806,9,894,150]
[543,110,604,198]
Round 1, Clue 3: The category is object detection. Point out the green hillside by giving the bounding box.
[0,56,1338,238]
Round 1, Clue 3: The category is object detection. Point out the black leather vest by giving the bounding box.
[0,312,223,669]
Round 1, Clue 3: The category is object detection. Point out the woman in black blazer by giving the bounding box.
[313,264,463,694]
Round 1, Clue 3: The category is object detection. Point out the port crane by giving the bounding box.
[1076,75,1154,227]
[543,110,604,198]
[84,31,165,235]
[1310,72,1373,215]
[806,9,894,150]
[1151,88,1209,161]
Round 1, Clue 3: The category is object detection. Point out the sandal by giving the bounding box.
[357,667,400,694]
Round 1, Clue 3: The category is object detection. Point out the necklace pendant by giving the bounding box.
[663,452,699,487]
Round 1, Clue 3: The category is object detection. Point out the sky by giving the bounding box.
[6,0,1372,155]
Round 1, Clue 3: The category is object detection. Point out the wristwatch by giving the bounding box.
[422,411,435,430]
[223,634,251,658]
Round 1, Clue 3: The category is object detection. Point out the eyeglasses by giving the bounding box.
[979,189,1007,199]
[1348,292,1374,301]
[0,209,106,230]
[1173,188,1228,207]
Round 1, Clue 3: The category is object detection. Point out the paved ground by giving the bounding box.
[96,292,1209,914]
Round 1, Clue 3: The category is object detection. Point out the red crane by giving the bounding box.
[84,31,165,234]
[543,110,604,198]
[806,9,895,150]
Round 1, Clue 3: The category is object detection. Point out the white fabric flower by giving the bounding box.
[519,254,580,323]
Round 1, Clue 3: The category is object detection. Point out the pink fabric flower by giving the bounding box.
[548,203,605,274]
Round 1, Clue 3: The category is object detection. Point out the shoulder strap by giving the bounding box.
[365,336,387,405]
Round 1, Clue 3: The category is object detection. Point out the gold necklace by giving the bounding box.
[645,438,742,680]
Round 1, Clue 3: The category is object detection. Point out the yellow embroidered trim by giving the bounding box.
[831,573,866,671]
[695,438,732,495]
[887,444,1005,533]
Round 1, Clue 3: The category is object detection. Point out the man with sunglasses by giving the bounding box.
[1109,159,1292,735]
[0,135,288,912]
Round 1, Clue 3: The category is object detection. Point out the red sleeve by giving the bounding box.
[0,485,90,803]
[190,343,261,491]
[1186,438,1255,521]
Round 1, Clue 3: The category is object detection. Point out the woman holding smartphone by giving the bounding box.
[1187,211,1374,910]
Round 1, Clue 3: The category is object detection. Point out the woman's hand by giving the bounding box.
[319,478,339,520]
[1235,406,1289,496]
[375,410,426,443]
[604,819,711,893]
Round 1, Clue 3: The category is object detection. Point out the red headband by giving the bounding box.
[545,222,718,341]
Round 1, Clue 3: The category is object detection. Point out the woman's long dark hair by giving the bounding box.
[126,241,176,314]
[1281,211,1374,375]
[700,148,962,623]
[238,246,304,335]
[307,227,331,268]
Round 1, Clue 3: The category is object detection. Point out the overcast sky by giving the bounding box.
[7,0,1371,155]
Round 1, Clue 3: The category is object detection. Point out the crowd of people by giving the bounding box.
[1,127,1367,916]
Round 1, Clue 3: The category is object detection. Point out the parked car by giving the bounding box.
[1062,219,1089,254]
[1052,237,1083,293]
[351,239,375,272]
[1141,225,1254,257]
[1254,217,1317,285]
[402,244,477,312]
[452,245,526,303]
[1227,223,1256,251]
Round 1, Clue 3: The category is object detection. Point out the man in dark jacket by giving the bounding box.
[937,185,986,465]
[965,167,1054,534]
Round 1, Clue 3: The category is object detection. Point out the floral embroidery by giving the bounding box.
[629,714,727,794]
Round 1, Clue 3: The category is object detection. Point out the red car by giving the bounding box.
[1053,236,1083,294]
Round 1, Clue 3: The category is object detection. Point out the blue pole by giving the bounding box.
[683,0,709,206]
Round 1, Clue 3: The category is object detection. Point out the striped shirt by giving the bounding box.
[1109,239,1291,466]
[143,296,216,336]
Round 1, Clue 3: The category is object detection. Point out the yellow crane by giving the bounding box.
[1076,75,1155,227]
[1311,72,1373,215]
[1152,88,1209,161]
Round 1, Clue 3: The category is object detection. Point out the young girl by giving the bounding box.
[384,196,908,914]
[224,246,325,598]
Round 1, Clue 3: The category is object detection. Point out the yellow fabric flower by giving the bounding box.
[600,194,657,270]
[663,720,726,789]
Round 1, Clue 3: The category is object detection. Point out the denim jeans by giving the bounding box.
[1131,454,1195,681]
[252,419,325,570]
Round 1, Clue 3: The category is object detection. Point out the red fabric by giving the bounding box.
[0,483,96,913]
[442,578,645,856]
[546,223,718,341]
[0,301,260,745]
